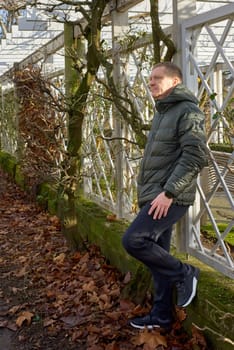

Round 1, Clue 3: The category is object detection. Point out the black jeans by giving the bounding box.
[122,202,189,320]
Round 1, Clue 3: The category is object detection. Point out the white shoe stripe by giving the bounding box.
[182,276,198,307]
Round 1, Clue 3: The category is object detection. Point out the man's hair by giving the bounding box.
[153,62,183,81]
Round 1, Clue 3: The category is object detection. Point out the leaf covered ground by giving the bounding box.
[0,170,208,350]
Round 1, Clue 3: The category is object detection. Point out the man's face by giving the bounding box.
[149,66,180,99]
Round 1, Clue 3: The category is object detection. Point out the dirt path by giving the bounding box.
[0,170,207,350]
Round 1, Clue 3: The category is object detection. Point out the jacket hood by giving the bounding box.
[155,84,199,113]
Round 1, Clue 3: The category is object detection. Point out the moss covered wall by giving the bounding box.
[0,150,233,350]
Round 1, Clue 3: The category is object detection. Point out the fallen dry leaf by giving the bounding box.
[8,305,22,315]
[133,329,167,348]
[123,271,131,284]
[175,306,187,322]
[105,341,120,350]
[43,318,56,327]
[119,299,135,311]
[60,315,89,327]
[0,320,8,328]
[0,320,17,331]
[15,266,28,277]
[16,311,34,327]
[82,280,96,292]
[106,214,117,222]
[53,252,66,264]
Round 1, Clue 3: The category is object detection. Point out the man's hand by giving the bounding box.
[148,192,173,220]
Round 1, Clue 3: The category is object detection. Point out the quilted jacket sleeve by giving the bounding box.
[163,110,208,197]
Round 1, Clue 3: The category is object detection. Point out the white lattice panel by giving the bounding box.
[182,3,234,278]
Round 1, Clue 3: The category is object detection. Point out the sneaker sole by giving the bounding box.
[129,321,171,332]
[129,321,161,330]
[180,268,200,308]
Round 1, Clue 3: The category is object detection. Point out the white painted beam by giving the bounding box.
[18,17,48,31]
[108,0,142,13]
[0,32,64,81]
[182,2,234,28]
[198,0,232,3]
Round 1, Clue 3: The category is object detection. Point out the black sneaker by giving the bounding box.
[176,265,200,307]
[129,313,172,331]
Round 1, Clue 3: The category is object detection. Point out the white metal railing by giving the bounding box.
[182,3,234,278]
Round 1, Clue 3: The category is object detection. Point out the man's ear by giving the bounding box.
[173,77,180,86]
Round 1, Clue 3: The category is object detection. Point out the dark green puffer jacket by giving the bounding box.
[137,84,208,207]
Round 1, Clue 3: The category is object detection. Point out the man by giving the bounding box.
[122,62,207,331]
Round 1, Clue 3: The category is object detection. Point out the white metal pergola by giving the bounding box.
[0,0,233,279]
[0,0,233,77]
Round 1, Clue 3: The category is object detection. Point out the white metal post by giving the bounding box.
[173,0,198,252]
[172,0,196,70]
[111,9,128,218]
[214,65,224,143]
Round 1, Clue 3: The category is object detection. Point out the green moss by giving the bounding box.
[201,223,234,246]
[74,197,131,270]
[15,164,25,189]
[37,183,58,214]
[210,143,233,153]
[176,255,234,348]
[121,264,152,304]
[0,151,16,176]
